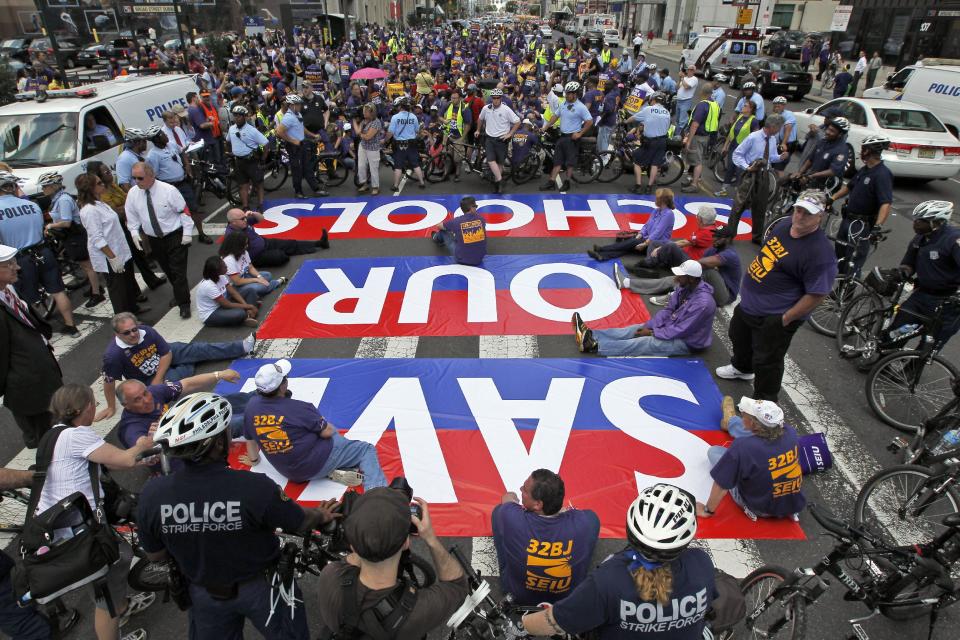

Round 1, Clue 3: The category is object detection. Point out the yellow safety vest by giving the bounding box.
[600,49,611,65]
[728,114,756,144]
[536,47,547,65]
[554,49,563,61]
[528,39,536,52]
[687,100,720,134]
[543,103,560,129]
[445,103,466,136]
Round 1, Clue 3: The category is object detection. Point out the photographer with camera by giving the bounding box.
[137,392,340,640]
[316,486,469,639]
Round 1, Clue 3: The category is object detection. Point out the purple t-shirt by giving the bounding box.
[188,104,215,143]
[710,424,806,518]
[118,381,183,448]
[738,220,837,316]
[243,394,332,483]
[703,246,741,302]
[102,325,171,384]
[640,206,674,243]
[226,216,266,259]
[491,503,600,605]
[442,211,488,266]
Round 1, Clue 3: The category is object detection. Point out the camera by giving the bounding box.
[326,476,423,554]
[389,476,423,533]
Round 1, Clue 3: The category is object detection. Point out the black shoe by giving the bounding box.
[560,180,572,192]
[580,328,598,353]
[137,293,148,303]
[59,324,79,336]
[539,181,556,191]
[133,305,152,314]
[198,234,214,245]
[453,175,461,183]
[179,304,191,319]
[316,228,330,249]
[643,185,653,195]
[572,312,586,346]
[494,180,503,194]
[629,184,644,194]
[145,258,159,270]
[84,294,106,308]
[587,249,603,261]
[169,298,178,308]
[147,275,167,290]
[295,193,308,199]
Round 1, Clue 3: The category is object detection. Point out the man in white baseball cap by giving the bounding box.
[573,259,717,357]
[242,359,387,489]
[697,395,806,520]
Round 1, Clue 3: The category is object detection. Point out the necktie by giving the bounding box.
[2,288,34,329]
[172,129,182,146]
[763,136,771,163]
[145,188,162,237]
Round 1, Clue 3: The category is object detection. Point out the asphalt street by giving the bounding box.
[3,55,960,640]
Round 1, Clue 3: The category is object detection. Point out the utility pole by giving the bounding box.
[173,0,188,53]
[33,0,69,88]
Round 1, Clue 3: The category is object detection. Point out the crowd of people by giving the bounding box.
[0,16,958,640]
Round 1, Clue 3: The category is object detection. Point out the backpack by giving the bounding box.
[318,566,419,640]
[707,569,746,632]
[11,425,121,606]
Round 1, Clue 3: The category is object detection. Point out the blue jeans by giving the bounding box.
[597,125,613,154]
[226,392,252,438]
[313,432,387,489]
[0,570,51,639]
[168,339,248,381]
[432,229,456,254]
[675,98,693,127]
[235,269,281,301]
[202,287,259,328]
[593,323,691,357]
[188,578,308,640]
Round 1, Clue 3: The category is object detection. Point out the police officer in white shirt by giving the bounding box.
[227,105,269,211]
[478,88,521,194]
[628,92,671,194]
[540,81,593,193]
[124,162,195,319]
[145,126,209,244]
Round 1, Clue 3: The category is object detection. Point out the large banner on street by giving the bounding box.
[256,194,752,240]
[257,254,651,339]
[219,358,804,540]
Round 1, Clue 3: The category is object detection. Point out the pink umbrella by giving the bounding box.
[351,67,388,80]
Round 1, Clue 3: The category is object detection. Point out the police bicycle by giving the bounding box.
[594,114,685,186]
[886,376,960,466]
[738,503,960,640]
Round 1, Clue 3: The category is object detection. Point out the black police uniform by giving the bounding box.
[137,461,310,640]
[807,136,849,185]
[835,161,893,274]
[301,94,329,176]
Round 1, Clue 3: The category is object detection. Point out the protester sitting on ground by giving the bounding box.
[431,196,488,265]
[492,469,600,605]
[697,396,806,520]
[613,228,742,308]
[588,188,675,262]
[573,260,717,356]
[224,208,328,269]
[219,232,286,303]
[96,311,254,421]
[242,359,387,488]
[196,256,260,328]
[41,384,157,640]
[629,205,718,276]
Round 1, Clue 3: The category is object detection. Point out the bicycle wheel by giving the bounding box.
[835,292,885,358]
[263,160,288,192]
[400,552,437,589]
[571,150,602,184]
[738,565,806,640]
[656,151,684,185]
[854,464,960,553]
[224,173,242,206]
[127,556,172,592]
[867,351,960,433]
[512,154,540,185]
[317,158,348,187]
[596,151,624,183]
[712,151,728,184]
[808,276,867,337]
[425,152,453,183]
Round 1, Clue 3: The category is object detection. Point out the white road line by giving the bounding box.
[202,200,233,224]
[471,335,541,576]
[354,336,420,359]
[254,337,303,359]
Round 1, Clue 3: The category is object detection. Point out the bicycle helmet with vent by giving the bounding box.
[772,96,787,104]
[742,81,756,90]
[144,125,163,139]
[860,134,890,154]
[490,88,504,97]
[0,171,22,191]
[647,63,657,71]
[231,104,249,116]
[712,73,728,82]
[154,392,233,460]
[123,127,147,142]
[551,83,563,94]
[285,94,303,104]
[626,483,697,562]
[911,200,954,222]
[828,116,850,133]
[37,172,63,188]
[564,81,580,93]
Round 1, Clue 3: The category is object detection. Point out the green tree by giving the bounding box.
[0,61,16,107]
[205,33,233,69]
[505,1,519,13]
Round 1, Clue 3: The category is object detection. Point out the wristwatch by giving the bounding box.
[703,506,715,515]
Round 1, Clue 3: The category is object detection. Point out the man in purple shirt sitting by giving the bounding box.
[224,208,329,268]
[573,260,717,356]
[431,196,488,266]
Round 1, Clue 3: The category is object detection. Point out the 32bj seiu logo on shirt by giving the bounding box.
[748,236,789,283]
[524,538,574,594]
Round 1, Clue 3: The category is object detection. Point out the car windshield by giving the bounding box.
[1,39,24,49]
[873,108,947,132]
[0,112,78,168]
[770,61,803,71]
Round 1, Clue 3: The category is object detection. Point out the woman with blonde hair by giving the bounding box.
[521,483,716,639]
[588,187,676,263]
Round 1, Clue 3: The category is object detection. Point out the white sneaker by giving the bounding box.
[242,332,257,354]
[612,263,624,290]
[649,295,670,306]
[715,364,755,380]
[121,629,146,640]
[328,469,364,487]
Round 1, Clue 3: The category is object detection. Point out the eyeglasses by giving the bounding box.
[132,176,147,181]
[115,327,139,336]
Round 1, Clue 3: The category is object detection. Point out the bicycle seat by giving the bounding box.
[943,513,960,529]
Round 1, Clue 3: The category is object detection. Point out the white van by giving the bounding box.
[0,74,200,196]
[680,28,762,79]
[863,65,960,137]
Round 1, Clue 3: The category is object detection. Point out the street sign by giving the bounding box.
[736,7,753,25]
[830,5,853,32]
[130,5,175,14]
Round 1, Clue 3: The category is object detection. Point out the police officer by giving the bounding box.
[138,392,340,640]
[628,92,671,194]
[384,96,427,193]
[791,116,850,189]
[0,171,77,334]
[540,81,592,193]
[300,80,329,191]
[116,128,148,190]
[829,135,893,275]
[890,201,960,350]
[710,74,728,116]
[770,96,798,178]
[276,94,328,199]
[227,105,269,211]
[736,81,765,122]
[146,126,210,244]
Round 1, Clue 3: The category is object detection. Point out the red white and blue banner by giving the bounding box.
[257,253,651,339]
[256,194,752,240]
[219,358,804,540]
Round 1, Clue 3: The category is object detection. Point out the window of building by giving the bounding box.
[771,4,795,30]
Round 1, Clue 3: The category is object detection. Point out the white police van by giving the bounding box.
[863,65,960,138]
[0,74,200,196]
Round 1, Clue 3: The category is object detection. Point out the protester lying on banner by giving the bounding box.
[573,260,717,357]
[627,205,719,277]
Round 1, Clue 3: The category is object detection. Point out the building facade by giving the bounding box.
[843,1,960,67]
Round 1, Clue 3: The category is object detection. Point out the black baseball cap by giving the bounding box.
[344,488,411,562]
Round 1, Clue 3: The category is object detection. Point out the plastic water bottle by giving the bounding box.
[932,429,960,456]
[891,323,919,339]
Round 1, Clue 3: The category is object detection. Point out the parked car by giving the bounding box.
[539,25,553,39]
[795,97,960,180]
[863,65,960,138]
[0,38,35,63]
[763,30,805,59]
[28,37,84,68]
[730,57,812,100]
[602,29,623,49]
[580,30,604,51]
[76,44,109,68]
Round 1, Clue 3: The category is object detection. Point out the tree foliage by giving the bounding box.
[0,61,16,106]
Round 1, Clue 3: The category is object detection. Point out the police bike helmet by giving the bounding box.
[828,116,851,133]
[626,483,698,563]
[551,83,564,95]
[37,172,64,188]
[564,81,580,93]
[647,63,657,71]
[153,392,233,462]
[285,94,304,105]
[490,88,504,97]
[860,134,890,155]
[123,127,147,142]
[772,96,788,104]
[911,200,954,223]
[741,81,757,91]
[393,95,410,108]
[713,73,728,82]
[231,104,249,116]
[144,125,163,140]
[0,171,22,193]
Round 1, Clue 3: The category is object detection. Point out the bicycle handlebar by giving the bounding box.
[135,445,163,462]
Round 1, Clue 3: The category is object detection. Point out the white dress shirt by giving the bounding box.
[124,179,194,238]
[80,201,132,273]
[162,124,190,151]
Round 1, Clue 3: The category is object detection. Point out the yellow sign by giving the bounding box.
[737,8,753,25]
[386,83,405,100]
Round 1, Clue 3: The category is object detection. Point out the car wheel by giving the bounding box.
[66,58,75,69]
[703,64,711,79]
[680,57,686,69]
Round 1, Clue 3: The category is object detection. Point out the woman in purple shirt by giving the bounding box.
[587,188,677,262]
